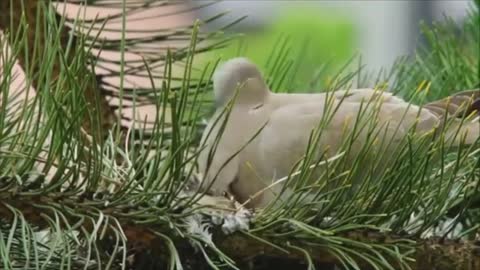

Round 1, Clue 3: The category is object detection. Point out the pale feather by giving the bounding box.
[199,58,480,208]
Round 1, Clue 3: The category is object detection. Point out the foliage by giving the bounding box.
[0,1,479,269]
[207,5,356,92]
[390,6,479,101]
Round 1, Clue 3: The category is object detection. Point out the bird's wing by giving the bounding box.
[258,89,480,184]
[332,88,404,104]
[257,96,439,179]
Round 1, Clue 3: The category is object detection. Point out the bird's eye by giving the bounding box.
[252,103,264,110]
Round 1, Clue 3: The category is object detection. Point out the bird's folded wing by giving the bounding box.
[257,98,438,178]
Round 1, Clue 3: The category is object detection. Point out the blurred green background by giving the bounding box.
[204,6,356,91]
[196,1,474,93]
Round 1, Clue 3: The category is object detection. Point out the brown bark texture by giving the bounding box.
[0,191,479,270]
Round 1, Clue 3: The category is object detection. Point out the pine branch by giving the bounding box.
[0,0,115,140]
[1,187,479,270]
[218,231,480,270]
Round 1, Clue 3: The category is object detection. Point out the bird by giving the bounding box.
[197,57,480,208]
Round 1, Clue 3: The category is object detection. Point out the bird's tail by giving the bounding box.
[424,89,480,145]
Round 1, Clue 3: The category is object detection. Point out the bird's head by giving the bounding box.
[213,57,269,107]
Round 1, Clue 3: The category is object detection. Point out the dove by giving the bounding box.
[197,57,480,208]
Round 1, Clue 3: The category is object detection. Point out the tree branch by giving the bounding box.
[0,0,115,140]
[1,191,479,270]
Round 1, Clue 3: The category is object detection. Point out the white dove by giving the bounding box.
[197,57,480,208]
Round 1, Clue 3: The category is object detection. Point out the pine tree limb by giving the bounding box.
[1,190,479,270]
[0,0,115,140]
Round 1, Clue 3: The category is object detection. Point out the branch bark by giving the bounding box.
[1,192,479,270]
